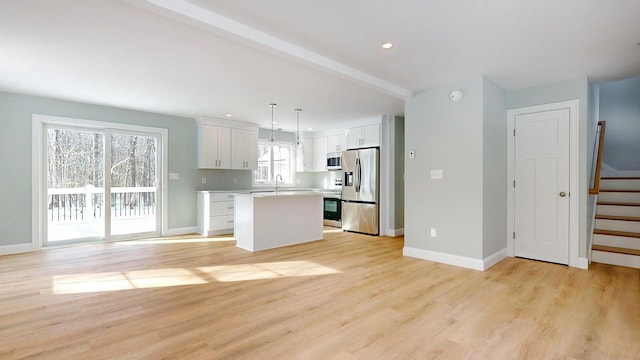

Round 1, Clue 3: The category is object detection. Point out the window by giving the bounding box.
[253,140,295,186]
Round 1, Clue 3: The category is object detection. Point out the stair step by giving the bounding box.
[595,218,640,233]
[597,192,640,203]
[596,203,640,217]
[597,201,640,206]
[593,229,640,238]
[593,245,640,256]
[595,215,640,221]
[592,249,640,269]
[593,233,640,250]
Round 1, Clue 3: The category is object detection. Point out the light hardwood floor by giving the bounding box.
[1,230,639,359]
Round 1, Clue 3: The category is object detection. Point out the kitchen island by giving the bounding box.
[234,191,323,251]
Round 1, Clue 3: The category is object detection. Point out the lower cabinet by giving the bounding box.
[197,191,244,235]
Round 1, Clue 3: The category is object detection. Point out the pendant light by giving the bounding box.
[295,108,305,172]
[295,108,302,146]
[269,103,276,142]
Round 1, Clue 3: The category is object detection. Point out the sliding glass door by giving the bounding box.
[45,125,161,245]
[46,127,105,242]
[109,132,159,237]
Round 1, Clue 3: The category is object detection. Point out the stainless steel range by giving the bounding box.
[320,190,342,228]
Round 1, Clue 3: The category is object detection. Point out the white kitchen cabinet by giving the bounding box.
[198,124,231,169]
[197,191,242,235]
[197,117,259,170]
[347,124,380,149]
[296,137,314,172]
[327,134,347,153]
[231,128,258,170]
[312,136,327,171]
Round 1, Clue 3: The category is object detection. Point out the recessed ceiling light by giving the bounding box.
[308,127,313,130]
[272,121,277,124]
[381,42,393,49]
[225,113,232,117]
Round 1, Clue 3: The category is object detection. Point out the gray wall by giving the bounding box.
[507,77,590,257]
[0,91,260,246]
[405,76,485,259]
[482,78,507,257]
[599,76,640,171]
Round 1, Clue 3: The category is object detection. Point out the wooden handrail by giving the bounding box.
[589,121,606,195]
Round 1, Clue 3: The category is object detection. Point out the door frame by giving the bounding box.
[32,114,169,249]
[507,100,581,268]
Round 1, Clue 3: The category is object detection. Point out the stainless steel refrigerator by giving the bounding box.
[341,147,379,235]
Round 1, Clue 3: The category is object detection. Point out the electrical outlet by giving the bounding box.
[233,178,237,184]
[201,177,206,184]
[409,149,415,159]
[430,228,437,237]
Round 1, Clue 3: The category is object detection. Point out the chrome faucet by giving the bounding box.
[275,174,283,191]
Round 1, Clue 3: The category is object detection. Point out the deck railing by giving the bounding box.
[48,186,156,222]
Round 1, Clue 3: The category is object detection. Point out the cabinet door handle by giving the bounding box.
[227,220,234,223]
[227,206,234,209]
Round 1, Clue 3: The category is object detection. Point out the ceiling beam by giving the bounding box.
[142,0,412,99]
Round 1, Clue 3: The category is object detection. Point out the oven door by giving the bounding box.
[323,197,342,227]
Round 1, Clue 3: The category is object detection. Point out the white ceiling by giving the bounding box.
[1,0,639,132]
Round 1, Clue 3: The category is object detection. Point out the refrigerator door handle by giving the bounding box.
[355,157,361,193]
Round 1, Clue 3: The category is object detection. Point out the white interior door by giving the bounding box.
[514,108,570,264]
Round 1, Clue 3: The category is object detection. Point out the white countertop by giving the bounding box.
[234,191,321,198]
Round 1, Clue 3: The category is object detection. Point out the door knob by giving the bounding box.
[559,192,566,197]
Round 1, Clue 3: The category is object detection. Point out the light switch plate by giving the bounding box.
[430,169,443,179]
[201,177,207,184]
[169,172,179,180]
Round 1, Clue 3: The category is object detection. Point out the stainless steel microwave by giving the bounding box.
[326,152,342,170]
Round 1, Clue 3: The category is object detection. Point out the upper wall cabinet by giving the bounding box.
[327,134,347,153]
[231,128,258,170]
[198,124,231,169]
[347,124,380,149]
[197,117,259,170]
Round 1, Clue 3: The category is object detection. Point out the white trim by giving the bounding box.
[577,257,589,269]
[381,116,391,237]
[507,100,581,268]
[403,246,485,271]
[0,243,33,256]
[32,117,43,250]
[483,248,508,270]
[137,0,411,99]
[163,226,200,236]
[388,228,404,237]
[32,114,170,247]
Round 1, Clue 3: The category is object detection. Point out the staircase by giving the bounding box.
[591,177,640,268]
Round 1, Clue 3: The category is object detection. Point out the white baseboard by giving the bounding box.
[386,228,404,237]
[577,257,589,269]
[483,248,508,270]
[403,247,477,271]
[403,246,508,271]
[163,226,199,236]
[0,243,33,256]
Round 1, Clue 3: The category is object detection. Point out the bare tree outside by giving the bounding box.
[47,128,158,241]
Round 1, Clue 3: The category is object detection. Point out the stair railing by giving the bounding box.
[589,121,607,195]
